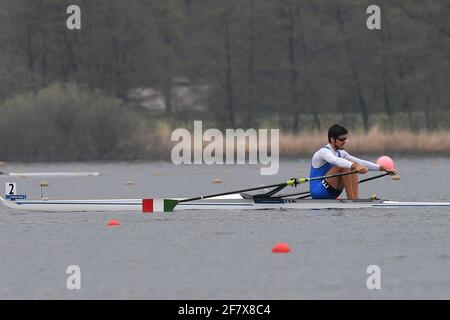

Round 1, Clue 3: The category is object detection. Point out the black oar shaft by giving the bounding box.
[358,172,390,184]
[178,171,359,204]
[302,170,358,183]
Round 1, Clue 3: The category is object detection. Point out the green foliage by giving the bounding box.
[0,0,449,160]
[0,83,145,161]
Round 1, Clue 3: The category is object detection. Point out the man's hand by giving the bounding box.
[379,165,396,175]
[351,163,368,174]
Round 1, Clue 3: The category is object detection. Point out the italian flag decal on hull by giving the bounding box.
[142,199,178,213]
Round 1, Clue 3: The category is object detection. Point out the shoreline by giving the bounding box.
[2,127,450,162]
[1,153,450,166]
[278,127,450,156]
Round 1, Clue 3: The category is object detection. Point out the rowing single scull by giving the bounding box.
[2,171,450,212]
[2,194,450,212]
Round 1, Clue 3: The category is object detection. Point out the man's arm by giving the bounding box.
[317,148,354,168]
[342,152,396,174]
[341,152,379,171]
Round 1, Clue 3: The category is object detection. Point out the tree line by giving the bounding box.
[1,0,449,133]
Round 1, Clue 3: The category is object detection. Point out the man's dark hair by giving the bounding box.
[328,124,348,142]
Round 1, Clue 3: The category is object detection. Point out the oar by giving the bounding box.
[295,172,391,200]
[358,172,390,184]
[148,171,359,212]
[175,171,358,203]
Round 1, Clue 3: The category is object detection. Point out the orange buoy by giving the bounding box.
[272,243,291,253]
[107,219,120,227]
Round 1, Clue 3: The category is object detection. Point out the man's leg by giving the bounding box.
[340,168,359,199]
[325,166,359,200]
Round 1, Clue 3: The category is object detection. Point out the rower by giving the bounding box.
[309,124,395,200]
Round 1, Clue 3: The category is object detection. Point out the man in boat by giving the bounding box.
[309,124,395,200]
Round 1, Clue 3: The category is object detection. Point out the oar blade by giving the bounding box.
[142,198,178,213]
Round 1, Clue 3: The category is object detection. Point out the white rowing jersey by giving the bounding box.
[311,144,380,170]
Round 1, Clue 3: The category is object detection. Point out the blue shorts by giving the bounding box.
[310,180,343,199]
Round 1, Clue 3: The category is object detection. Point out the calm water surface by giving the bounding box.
[0,158,449,299]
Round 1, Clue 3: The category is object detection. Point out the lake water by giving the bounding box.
[0,158,449,299]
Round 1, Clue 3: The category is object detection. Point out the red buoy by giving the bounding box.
[107,219,120,227]
[272,243,291,253]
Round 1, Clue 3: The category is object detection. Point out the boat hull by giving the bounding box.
[2,196,450,212]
